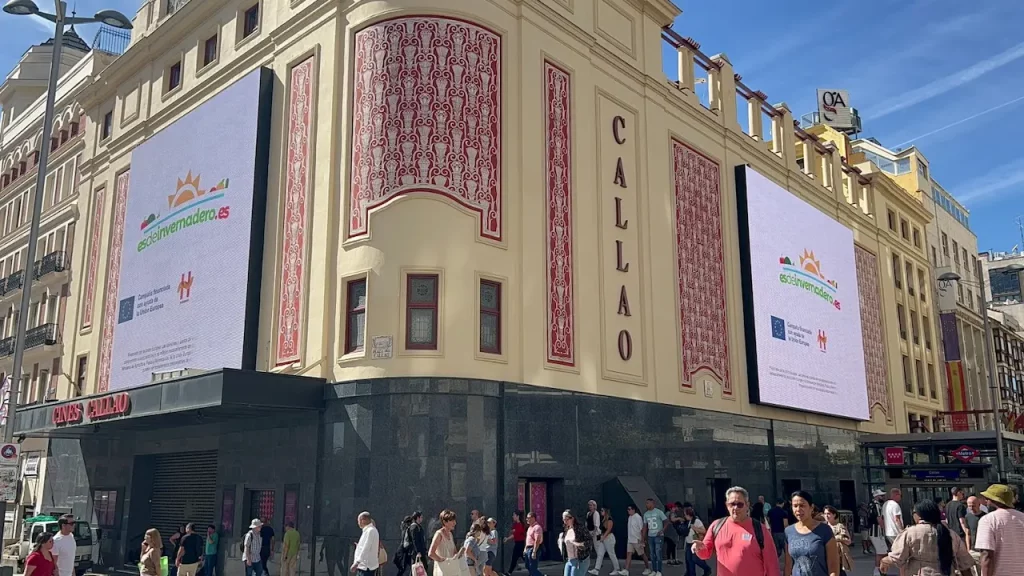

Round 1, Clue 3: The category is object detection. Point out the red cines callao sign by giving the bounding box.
[52,393,131,426]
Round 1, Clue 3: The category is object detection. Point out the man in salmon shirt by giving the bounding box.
[691,486,779,576]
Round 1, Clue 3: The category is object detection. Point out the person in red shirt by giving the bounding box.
[25,532,56,576]
[691,486,779,576]
[503,511,527,576]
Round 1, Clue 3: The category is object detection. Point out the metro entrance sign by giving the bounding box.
[951,445,979,464]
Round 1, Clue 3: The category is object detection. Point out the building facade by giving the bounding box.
[0,28,120,535]
[7,0,969,571]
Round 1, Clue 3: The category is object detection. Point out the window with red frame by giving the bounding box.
[479,280,501,354]
[345,279,366,353]
[406,275,438,349]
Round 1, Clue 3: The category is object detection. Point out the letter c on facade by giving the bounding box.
[612,116,626,145]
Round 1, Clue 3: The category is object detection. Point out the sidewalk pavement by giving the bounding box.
[510,551,888,576]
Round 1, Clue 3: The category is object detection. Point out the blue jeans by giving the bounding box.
[563,558,581,576]
[525,547,542,576]
[245,561,262,576]
[205,555,217,576]
[684,545,709,576]
[648,536,663,573]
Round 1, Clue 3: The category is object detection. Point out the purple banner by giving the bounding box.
[941,313,961,361]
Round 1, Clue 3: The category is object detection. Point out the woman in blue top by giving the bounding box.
[783,491,840,576]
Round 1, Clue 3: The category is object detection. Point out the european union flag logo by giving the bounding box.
[770,316,786,340]
[118,296,135,324]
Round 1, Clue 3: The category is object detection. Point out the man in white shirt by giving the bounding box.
[52,515,78,576]
[350,512,380,576]
[880,487,904,576]
[243,519,264,576]
[623,505,650,576]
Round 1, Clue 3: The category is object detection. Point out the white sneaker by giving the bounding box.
[588,571,599,576]
[642,571,651,575]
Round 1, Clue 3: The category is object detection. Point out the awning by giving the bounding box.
[12,368,325,438]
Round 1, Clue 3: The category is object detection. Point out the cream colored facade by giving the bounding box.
[852,138,990,427]
[62,0,942,436]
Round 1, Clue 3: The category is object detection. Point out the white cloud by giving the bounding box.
[956,159,1024,204]
[29,15,54,34]
[864,40,1024,120]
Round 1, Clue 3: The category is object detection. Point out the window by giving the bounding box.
[916,359,925,396]
[918,269,927,302]
[953,240,960,270]
[75,355,87,395]
[167,61,182,91]
[93,489,118,529]
[941,232,949,257]
[967,289,974,309]
[892,254,902,289]
[900,218,909,240]
[903,355,913,393]
[957,283,964,303]
[203,34,218,67]
[897,304,907,340]
[887,209,896,232]
[906,262,915,295]
[242,4,260,38]
[896,158,911,174]
[912,227,921,248]
[911,311,919,345]
[479,280,501,354]
[284,484,299,529]
[923,317,932,350]
[962,248,969,275]
[929,366,937,400]
[918,161,928,179]
[248,489,274,523]
[406,274,439,350]
[344,279,366,354]
[101,111,112,140]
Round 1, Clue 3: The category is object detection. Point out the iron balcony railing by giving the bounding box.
[0,270,23,296]
[33,250,68,279]
[92,25,130,56]
[0,323,58,357]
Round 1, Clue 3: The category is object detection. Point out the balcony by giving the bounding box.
[0,336,13,357]
[0,323,59,359]
[33,251,68,280]
[0,270,24,298]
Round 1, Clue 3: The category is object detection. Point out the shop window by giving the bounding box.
[101,111,112,141]
[203,34,218,67]
[242,4,260,38]
[93,489,119,529]
[221,487,235,535]
[479,280,501,354]
[344,278,366,354]
[284,484,299,528]
[248,489,274,523]
[406,274,438,350]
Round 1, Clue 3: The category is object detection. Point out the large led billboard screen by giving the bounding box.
[736,166,869,420]
[108,68,271,390]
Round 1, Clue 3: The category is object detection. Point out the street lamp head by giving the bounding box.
[2,0,39,16]
[93,9,132,29]
[938,271,962,282]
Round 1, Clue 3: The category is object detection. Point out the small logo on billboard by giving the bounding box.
[137,171,231,253]
[178,271,194,302]
[777,250,842,311]
[817,330,828,352]
[771,316,787,340]
[118,296,135,324]
[950,445,978,463]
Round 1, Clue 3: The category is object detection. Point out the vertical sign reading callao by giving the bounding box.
[611,115,633,362]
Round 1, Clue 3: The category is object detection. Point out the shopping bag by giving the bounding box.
[412,562,428,576]
[160,556,170,576]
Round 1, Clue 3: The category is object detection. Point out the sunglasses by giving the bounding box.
[727,502,746,509]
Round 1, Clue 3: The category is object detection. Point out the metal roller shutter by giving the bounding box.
[149,451,218,542]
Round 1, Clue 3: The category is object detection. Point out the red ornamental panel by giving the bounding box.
[544,61,574,366]
[276,54,316,366]
[672,141,730,394]
[855,246,890,418]
[97,170,130,392]
[349,17,502,241]
[80,187,106,329]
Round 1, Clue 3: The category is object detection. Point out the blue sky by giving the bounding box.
[1,1,1021,251]
[663,0,1024,253]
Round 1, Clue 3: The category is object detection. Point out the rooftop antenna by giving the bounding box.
[1017,216,1024,255]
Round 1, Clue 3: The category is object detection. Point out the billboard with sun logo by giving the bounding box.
[735,165,869,420]
[108,68,272,390]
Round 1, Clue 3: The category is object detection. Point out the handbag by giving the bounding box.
[412,562,428,576]
[378,544,388,566]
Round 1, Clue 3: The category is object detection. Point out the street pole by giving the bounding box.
[977,258,1007,482]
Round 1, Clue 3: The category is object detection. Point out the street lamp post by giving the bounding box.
[940,261,1024,483]
[0,0,131,543]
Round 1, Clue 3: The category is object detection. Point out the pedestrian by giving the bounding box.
[974,483,1024,576]
[260,518,276,576]
[590,507,621,576]
[964,495,985,568]
[170,525,186,576]
[662,504,678,567]
[783,491,839,576]
[822,506,853,575]
[946,488,968,543]
[243,519,264,576]
[559,510,587,576]
[204,525,219,576]
[641,499,667,576]
[881,488,904,562]
[866,490,885,575]
[52,515,78,576]
[691,486,778,576]
[140,529,163,576]
[352,512,381,576]
[25,532,56,576]
[177,523,205,576]
[428,510,459,576]
[281,522,300,576]
[680,504,710,576]
[463,519,487,576]
[503,510,527,576]
[880,499,974,576]
[623,505,649,575]
[766,498,789,559]
[486,518,500,576]
[585,502,602,552]
[523,512,544,576]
